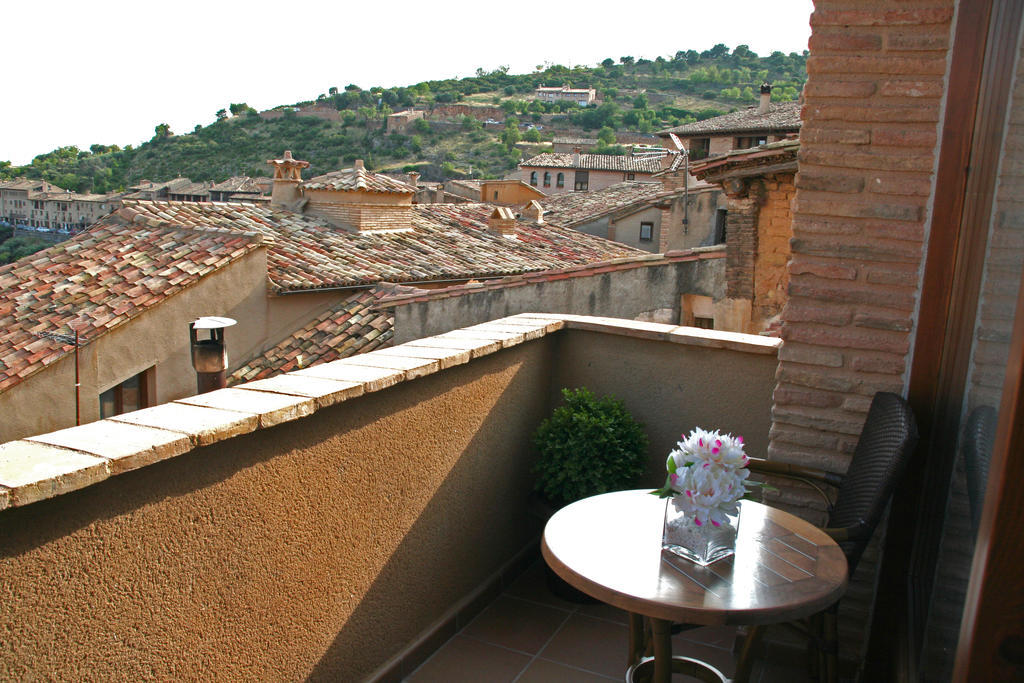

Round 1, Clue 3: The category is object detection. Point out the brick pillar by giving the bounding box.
[724,178,763,301]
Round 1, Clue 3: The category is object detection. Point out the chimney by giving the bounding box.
[435,184,445,203]
[759,83,772,115]
[267,150,310,207]
[488,206,517,238]
[354,159,365,170]
[408,171,420,188]
[188,316,237,394]
[522,200,545,225]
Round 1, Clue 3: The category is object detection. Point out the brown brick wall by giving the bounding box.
[754,173,796,325]
[768,0,955,661]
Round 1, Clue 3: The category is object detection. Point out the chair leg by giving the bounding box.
[734,624,764,683]
[823,606,839,683]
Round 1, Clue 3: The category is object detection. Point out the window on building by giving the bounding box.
[735,135,768,150]
[574,171,589,191]
[543,171,551,187]
[99,369,151,419]
[714,208,728,243]
[639,222,654,241]
[556,173,565,188]
[626,173,635,181]
[529,171,538,186]
[690,138,711,160]
[494,191,499,200]
[693,317,715,330]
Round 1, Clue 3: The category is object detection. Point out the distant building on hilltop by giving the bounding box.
[515,152,669,194]
[0,179,121,236]
[534,86,597,107]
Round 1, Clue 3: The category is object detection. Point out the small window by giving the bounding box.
[574,170,589,191]
[529,171,538,186]
[693,317,715,330]
[735,136,768,150]
[714,208,728,243]
[99,369,151,419]
[494,191,499,200]
[626,173,635,181]
[639,222,654,241]
[690,138,710,160]
[543,171,551,187]
[556,172,565,188]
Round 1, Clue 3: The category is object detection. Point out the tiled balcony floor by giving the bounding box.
[404,560,810,682]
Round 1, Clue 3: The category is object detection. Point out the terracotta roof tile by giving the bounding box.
[659,101,802,137]
[539,182,667,228]
[302,166,415,194]
[228,287,394,384]
[520,153,666,173]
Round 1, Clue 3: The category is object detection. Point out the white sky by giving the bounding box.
[1,0,813,166]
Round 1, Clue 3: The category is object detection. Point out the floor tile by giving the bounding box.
[669,636,738,679]
[537,613,630,678]
[461,595,571,655]
[673,624,739,650]
[404,635,529,683]
[517,658,619,682]
[576,601,630,626]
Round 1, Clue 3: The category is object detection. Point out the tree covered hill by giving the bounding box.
[1,45,806,192]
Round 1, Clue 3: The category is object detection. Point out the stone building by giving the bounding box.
[515,152,668,194]
[0,179,121,234]
[385,109,424,133]
[658,86,801,160]
[689,139,798,334]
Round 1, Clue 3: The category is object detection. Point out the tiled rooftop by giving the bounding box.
[519,153,667,174]
[228,286,396,384]
[302,166,416,194]
[0,214,263,392]
[538,181,667,228]
[690,139,801,179]
[117,200,643,292]
[659,101,802,137]
[210,176,264,193]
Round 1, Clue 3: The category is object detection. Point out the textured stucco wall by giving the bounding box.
[0,341,554,681]
[550,329,777,486]
[390,258,724,343]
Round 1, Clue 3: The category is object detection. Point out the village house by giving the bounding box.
[658,84,801,160]
[515,151,668,194]
[534,85,597,106]
[0,179,121,234]
[0,153,641,442]
[551,136,599,153]
[385,109,425,134]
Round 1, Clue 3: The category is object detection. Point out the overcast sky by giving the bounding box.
[2,0,813,166]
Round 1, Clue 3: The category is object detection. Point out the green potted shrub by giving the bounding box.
[532,387,649,600]
[533,387,649,508]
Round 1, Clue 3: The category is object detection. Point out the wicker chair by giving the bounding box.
[963,405,997,535]
[734,391,919,683]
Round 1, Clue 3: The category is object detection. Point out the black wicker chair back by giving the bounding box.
[963,405,997,534]
[828,392,919,575]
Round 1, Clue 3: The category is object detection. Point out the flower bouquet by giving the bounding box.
[653,427,752,565]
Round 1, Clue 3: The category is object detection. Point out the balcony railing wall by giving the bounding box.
[0,315,779,680]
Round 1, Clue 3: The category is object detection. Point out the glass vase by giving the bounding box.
[662,497,740,566]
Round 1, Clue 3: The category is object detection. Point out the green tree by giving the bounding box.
[619,56,634,65]
[523,128,542,143]
[597,126,616,145]
[228,102,252,116]
[154,123,172,138]
[601,58,615,67]
[633,92,649,109]
[501,119,521,148]
[216,109,228,121]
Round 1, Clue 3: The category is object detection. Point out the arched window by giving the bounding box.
[556,172,565,188]
[530,171,538,186]
[543,172,551,187]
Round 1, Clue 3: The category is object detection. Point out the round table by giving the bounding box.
[541,490,848,682]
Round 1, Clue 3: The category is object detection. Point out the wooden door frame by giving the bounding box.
[866,0,1024,678]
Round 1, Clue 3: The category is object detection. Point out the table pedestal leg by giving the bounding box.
[651,618,673,683]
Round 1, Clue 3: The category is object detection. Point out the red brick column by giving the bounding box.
[767,0,955,662]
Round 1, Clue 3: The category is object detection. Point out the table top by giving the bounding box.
[541,490,848,625]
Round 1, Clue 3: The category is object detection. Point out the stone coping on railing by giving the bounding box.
[0,314,780,511]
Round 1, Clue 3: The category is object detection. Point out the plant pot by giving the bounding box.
[530,492,599,604]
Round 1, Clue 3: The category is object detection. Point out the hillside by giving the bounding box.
[0,45,806,192]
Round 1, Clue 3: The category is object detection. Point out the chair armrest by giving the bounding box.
[822,521,870,544]
[747,458,844,487]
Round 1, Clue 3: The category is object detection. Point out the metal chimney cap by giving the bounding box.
[191,316,237,330]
